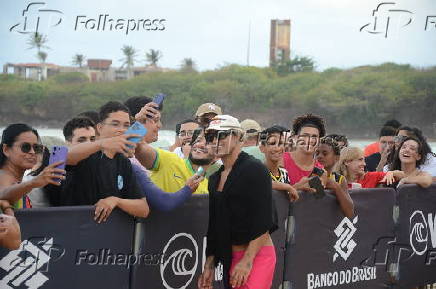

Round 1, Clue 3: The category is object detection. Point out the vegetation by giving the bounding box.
[1,63,435,137]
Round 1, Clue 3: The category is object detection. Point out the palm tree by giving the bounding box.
[27,32,49,80]
[180,58,196,72]
[72,54,85,67]
[37,51,47,63]
[145,49,162,66]
[121,45,137,79]
[27,32,49,52]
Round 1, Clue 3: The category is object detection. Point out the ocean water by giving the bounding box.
[1,128,436,152]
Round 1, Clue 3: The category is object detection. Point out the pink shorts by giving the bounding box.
[229,246,276,289]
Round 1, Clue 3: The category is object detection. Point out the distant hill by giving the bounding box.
[1,63,435,138]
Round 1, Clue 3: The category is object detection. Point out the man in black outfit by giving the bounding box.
[198,115,276,289]
[60,101,149,222]
[365,126,396,172]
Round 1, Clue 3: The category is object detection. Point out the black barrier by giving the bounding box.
[1,187,435,289]
[130,195,213,289]
[395,184,436,288]
[284,189,397,289]
[0,207,135,289]
[130,191,289,289]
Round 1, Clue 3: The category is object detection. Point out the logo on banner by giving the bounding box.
[333,216,358,262]
[0,237,64,289]
[160,233,198,289]
[409,210,436,256]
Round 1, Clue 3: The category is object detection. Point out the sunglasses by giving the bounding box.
[205,130,234,143]
[15,142,44,154]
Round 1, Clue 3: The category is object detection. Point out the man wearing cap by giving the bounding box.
[195,103,222,127]
[240,119,265,162]
[199,115,276,289]
[241,119,262,147]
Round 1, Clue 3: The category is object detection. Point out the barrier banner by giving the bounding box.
[0,207,135,289]
[131,192,288,289]
[284,189,396,289]
[396,184,436,288]
[131,195,216,289]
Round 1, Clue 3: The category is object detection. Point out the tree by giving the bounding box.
[27,32,50,80]
[180,58,196,72]
[146,49,162,66]
[27,32,49,52]
[273,55,316,76]
[121,45,137,79]
[72,54,85,67]
[37,51,47,63]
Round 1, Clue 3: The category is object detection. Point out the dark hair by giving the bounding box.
[292,114,326,137]
[396,126,414,136]
[176,119,200,134]
[124,96,156,118]
[77,110,100,125]
[383,119,402,129]
[260,125,288,145]
[0,123,40,167]
[390,136,430,170]
[63,117,96,141]
[379,126,397,138]
[99,101,130,122]
[30,146,50,176]
[326,134,349,147]
[320,136,341,155]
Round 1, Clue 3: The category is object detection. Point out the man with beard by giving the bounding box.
[134,104,214,194]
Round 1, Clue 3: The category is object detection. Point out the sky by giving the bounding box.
[1,0,435,71]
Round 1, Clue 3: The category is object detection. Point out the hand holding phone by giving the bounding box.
[125,121,148,144]
[49,146,68,182]
[309,176,325,199]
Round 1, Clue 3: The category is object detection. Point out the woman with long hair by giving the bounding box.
[0,124,65,208]
[388,136,432,188]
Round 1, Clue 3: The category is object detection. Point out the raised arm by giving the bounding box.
[134,142,158,170]
[131,162,202,211]
[67,135,137,166]
[0,162,65,204]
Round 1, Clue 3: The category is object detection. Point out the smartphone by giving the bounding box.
[49,146,68,181]
[195,166,205,177]
[152,93,166,108]
[309,176,325,199]
[125,121,148,144]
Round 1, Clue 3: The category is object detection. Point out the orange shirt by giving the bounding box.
[364,142,380,157]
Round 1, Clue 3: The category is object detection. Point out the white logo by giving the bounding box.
[333,216,358,262]
[409,210,436,256]
[160,233,198,289]
[0,238,57,289]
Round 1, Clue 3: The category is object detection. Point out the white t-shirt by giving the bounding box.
[173,146,185,159]
[421,154,436,176]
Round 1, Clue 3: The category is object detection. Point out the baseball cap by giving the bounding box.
[195,103,222,117]
[205,115,243,132]
[240,119,262,135]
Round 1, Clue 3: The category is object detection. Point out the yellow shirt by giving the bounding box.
[150,148,209,194]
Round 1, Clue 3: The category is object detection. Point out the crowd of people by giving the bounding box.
[0,97,435,289]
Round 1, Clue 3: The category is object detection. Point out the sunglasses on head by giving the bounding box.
[16,142,44,154]
[205,130,234,143]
